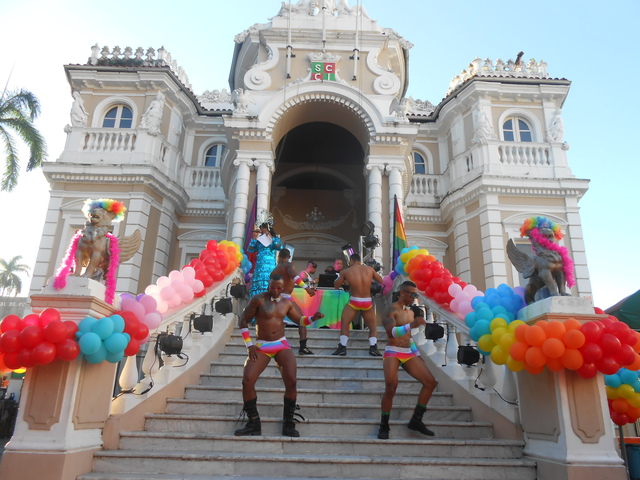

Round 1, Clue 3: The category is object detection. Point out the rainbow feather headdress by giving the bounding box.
[519,215,563,240]
[82,198,126,222]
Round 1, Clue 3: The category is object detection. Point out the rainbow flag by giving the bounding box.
[392,195,407,269]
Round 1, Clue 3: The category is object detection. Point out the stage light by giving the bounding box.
[457,345,480,366]
[425,322,445,341]
[229,284,247,299]
[341,243,355,261]
[360,221,375,236]
[157,333,183,356]
[362,234,380,249]
[364,258,381,272]
[191,312,213,334]
[214,298,233,315]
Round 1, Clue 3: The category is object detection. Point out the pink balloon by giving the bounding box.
[182,266,196,281]
[157,276,171,288]
[449,298,460,312]
[463,284,478,296]
[124,300,146,321]
[458,301,473,315]
[448,283,462,297]
[138,294,158,313]
[193,280,204,293]
[160,286,176,301]
[156,300,168,314]
[178,285,194,302]
[121,297,137,312]
[168,295,182,308]
[168,270,182,281]
[142,312,162,329]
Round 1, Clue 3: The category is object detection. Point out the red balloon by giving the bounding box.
[596,356,620,375]
[581,321,603,343]
[39,308,61,328]
[124,338,140,356]
[206,239,218,251]
[1,314,22,333]
[580,343,603,363]
[600,334,622,356]
[43,320,68,344]
[135,323,149,341]
[615,344,637,367]
[32,342,56,365]
[17,348,35,368]
[19,325,44,348]
[22,314,40,328]
[594,307,606,315]
[577,362,598,379]
[56,339,80,361]
[123,318,139,338]
[64,321,79,339]
[0,354,10,372]
[611,411,631,427]
[3,351,22,370]
[194,288,206,298]
[0,330,22,353]
[212,270,224,282]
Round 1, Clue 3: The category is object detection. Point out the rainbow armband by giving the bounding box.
[294,275,306,288]
[391,324,412,338]
[240,328,253,347]
[300,316,313,326]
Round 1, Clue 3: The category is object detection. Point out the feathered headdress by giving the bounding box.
[255,209,274,229]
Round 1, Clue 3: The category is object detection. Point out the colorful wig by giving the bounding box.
[82,198,126,222]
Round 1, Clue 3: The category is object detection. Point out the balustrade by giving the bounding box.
[83,129,137,152]
[498,143,551,166]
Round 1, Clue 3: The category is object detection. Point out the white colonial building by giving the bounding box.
[31,0,590,300]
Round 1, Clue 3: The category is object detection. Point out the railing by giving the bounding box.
[498,143,551,166]
[83,129,137,152]
[185,166,222,189]
[406,174,441,206]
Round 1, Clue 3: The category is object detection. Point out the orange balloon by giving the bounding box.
[525,325,547,347]
[626,354,640,372]
[535,320,549,330]
[514,324,529,343]
[627,406,640,420]
[524,363,544,375]
[425,255,436,263]
[563,329,586,349]
[542,338,565,359]
[564,318,582,331]
[545,321,566,339]
[612,398,630,414]
[509,341,529,362]
[525,346,547,368]
[561,348,584,370]
[546,357,564,372]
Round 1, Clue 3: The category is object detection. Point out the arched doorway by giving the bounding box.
[270,121,366,270]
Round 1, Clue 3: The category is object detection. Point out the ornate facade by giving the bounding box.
[30,1,591,299]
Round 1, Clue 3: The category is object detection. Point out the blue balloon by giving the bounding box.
[79,332,102,355]
[469,326,481,342]
[485,288,499,298]
[633,381,640,393]
[85,344,107,364]
[485,294,501,308]
[465,311,478,328]
[105,350,124,363]
[604,374,622,388]
[471,297,487,309]
[476,307,494,321]
[104,333,128,353]
[111,315,125,334]
[78,316,97,333]
[497,284,513,297]
[491,306,508,316]
[92,317,114,340]
[474,319,491,337]
[620,368,638,385]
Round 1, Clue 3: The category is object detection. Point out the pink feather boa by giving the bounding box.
[52,231,120,304]
[529,228,576,288]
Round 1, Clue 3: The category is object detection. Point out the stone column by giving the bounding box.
[365,163,384,264]
[0,278,118,480]
[387,164,405,266]
[254,155,275,214]
[231,157,254,245]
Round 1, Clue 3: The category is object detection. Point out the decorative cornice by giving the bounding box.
[406,214,443,224]
[184,208,226,217]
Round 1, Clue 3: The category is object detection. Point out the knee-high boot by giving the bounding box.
[234,398,261,436]
[407,404,434,436]
[282,397,302,437]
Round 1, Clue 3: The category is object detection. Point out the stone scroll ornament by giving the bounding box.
[506,216,575,305]
[54,199,141,304]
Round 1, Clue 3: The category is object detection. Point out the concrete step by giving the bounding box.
[180,384,451,406]
[165,398,470,421]
[142,413,494,439]
[88,450,536,480]
[116,431,526,459]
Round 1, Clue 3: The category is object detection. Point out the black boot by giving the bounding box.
[407,404,434,436]
[234,398,261,436]
[332,343,347,356]
[299,339,314,355]
[378,413,390,440]
[282,397,303,437]
[369,343,382,357]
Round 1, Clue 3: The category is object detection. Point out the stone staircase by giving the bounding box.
[79,327,536,480]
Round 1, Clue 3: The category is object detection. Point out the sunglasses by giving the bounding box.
[402,290,419,298]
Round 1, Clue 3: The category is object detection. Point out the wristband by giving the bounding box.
[391,324,411,338]
[294,275,306,288]
[240,328,253,347]
[300,316,313,326]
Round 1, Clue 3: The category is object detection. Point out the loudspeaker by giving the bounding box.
[424,323,445,340]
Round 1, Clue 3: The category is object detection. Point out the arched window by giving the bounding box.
[102,105,133,128]
[204,144,226,167]
[503,117,532,142]
[413,152,427,174]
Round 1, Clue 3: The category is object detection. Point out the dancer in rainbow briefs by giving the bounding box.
[235,274,324,437]
[378,280,437,439]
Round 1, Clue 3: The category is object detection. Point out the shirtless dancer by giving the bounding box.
[235,274,324,437]
[271,249,317,355]
[378,280,437,439]
[332,253,384,356]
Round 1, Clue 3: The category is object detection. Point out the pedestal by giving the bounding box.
[516,296,626,480]
[0,277,117,480]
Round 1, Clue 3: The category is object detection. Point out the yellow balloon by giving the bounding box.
[508,320,526,333]
[400,252,410,263]
[490,345,509,365]
[620,384,636,399]
[506,357,525,372]
[491,327,507,344]
[478,334,495,353]
[628,393,640,408]
[490,317,508,331]
[607,386,621,399]
[498,332,515,350]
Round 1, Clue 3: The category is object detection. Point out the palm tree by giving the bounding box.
[0,255,31,296]
[0,88,47,192]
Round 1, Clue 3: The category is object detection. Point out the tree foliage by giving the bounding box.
[0,255,31,296]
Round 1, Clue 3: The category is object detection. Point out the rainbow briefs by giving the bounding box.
[348,296,373,311]
[255,337,291,358]
[384,343,420,365]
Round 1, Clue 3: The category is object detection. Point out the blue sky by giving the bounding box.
[1,0,638,309]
